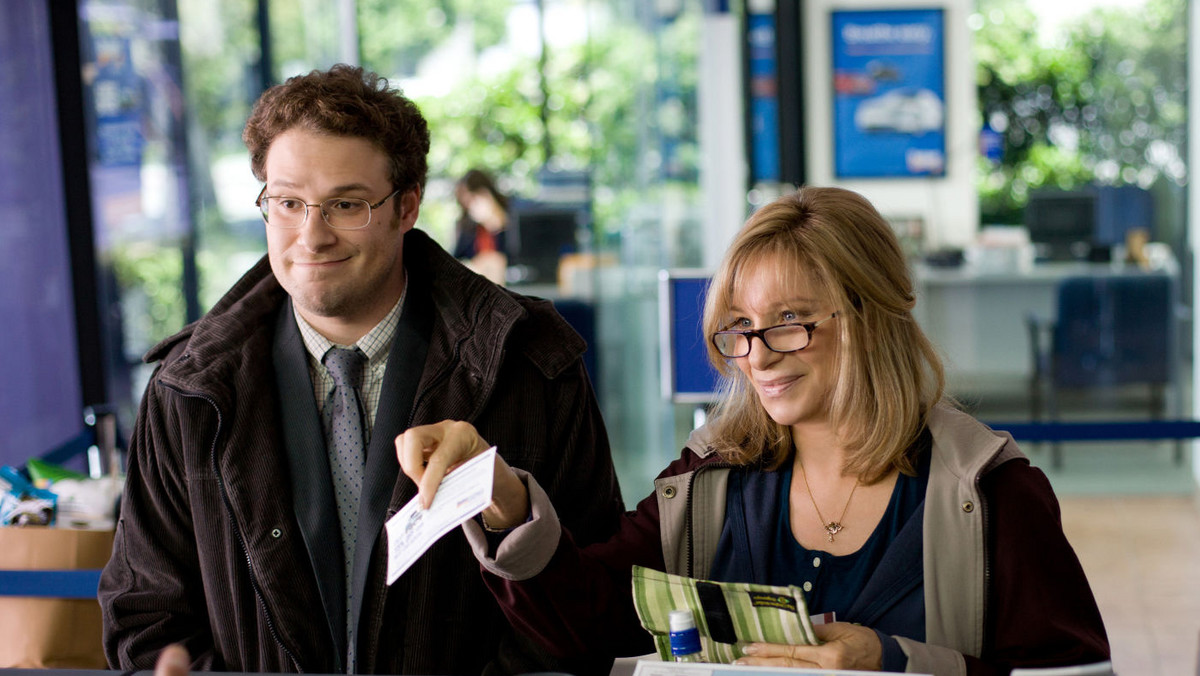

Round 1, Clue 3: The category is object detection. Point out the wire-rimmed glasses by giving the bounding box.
[255,186,401,230]
[711,312,838,358]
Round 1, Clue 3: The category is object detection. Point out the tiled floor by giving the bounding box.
[1058,494,1200,675]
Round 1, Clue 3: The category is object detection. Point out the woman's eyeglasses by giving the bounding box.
[711,313,838,358]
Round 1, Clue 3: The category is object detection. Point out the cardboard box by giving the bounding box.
[0,526,114,668]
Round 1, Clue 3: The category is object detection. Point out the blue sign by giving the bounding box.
[747,12,780,183]
[832,9,946,178]
[659,273,721,403]
[980,123,1003,164]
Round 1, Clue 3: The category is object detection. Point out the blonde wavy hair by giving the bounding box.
[702,187,945,483]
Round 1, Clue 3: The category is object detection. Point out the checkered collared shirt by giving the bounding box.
[294,287,406,439]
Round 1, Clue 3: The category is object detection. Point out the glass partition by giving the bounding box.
[177,0,268,309]
[63,0,1192,493]
[963,0,1189,437]
[77,0,194,430]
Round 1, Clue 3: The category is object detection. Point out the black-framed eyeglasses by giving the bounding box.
[711,312,838,358]
[255,185,401,230]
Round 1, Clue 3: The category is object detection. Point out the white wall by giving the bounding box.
[698,7,748,270]
[802,0,980,249]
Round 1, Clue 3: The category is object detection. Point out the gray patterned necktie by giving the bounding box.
[322,346,366,665]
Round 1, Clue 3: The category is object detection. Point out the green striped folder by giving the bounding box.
[631,565,821,663]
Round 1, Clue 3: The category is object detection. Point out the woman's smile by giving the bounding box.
[755,374,800,398]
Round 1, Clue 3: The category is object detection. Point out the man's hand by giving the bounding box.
[154,644,190,676]
[395,420,530,529]
[733,622,883,670]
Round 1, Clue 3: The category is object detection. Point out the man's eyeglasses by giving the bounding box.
[711,312,838,358]
[255,186,401,230]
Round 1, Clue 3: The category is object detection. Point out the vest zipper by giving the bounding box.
[976,472,991,658]
[684,459,736,579]
[166,385,307,673]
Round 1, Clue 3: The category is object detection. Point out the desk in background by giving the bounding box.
[912,260,1180,391]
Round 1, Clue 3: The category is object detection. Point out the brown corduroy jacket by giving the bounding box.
[99,229,624,675]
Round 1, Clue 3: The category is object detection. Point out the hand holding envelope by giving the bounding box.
[390,420,532,583]
[385,446,495,584]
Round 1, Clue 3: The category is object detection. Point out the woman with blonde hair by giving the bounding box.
[397,187,1109,674]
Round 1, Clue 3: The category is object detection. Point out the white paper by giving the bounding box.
[1010,664,1113,676]
[631,661,923,675]
[385,446,497,584]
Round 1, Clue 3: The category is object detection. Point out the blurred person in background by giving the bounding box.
[452,168,510,285]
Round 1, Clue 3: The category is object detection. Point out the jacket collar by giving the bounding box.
[683,425,722,459]
[145,254,284,402]
[144,228,583,405]
[925,403,1020,481]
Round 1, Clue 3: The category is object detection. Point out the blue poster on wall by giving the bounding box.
[832,8,945,178]
[747,11,779,183]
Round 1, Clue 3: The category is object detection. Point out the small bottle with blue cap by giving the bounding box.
[668,608,704,663]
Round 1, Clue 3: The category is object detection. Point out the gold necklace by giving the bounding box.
[798,462,860,543]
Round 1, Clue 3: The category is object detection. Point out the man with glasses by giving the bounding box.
[99,64,623,675]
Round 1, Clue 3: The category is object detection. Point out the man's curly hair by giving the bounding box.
[243,64,430,196]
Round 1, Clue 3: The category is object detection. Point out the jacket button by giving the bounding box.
[962,501,974,513]
[271,528,282,538]
[662,486,677,499]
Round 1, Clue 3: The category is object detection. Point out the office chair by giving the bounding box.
[1026,274,1178,469]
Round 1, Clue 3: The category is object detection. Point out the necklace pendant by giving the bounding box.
[824,522,843,542]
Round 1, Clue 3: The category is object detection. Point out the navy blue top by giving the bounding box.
[709,433,932,671]
[769,460,926,617]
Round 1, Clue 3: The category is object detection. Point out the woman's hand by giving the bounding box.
[154,644,190,676]
[733,622,882,670]
[467,250,507,285]
[395,420,530,529]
